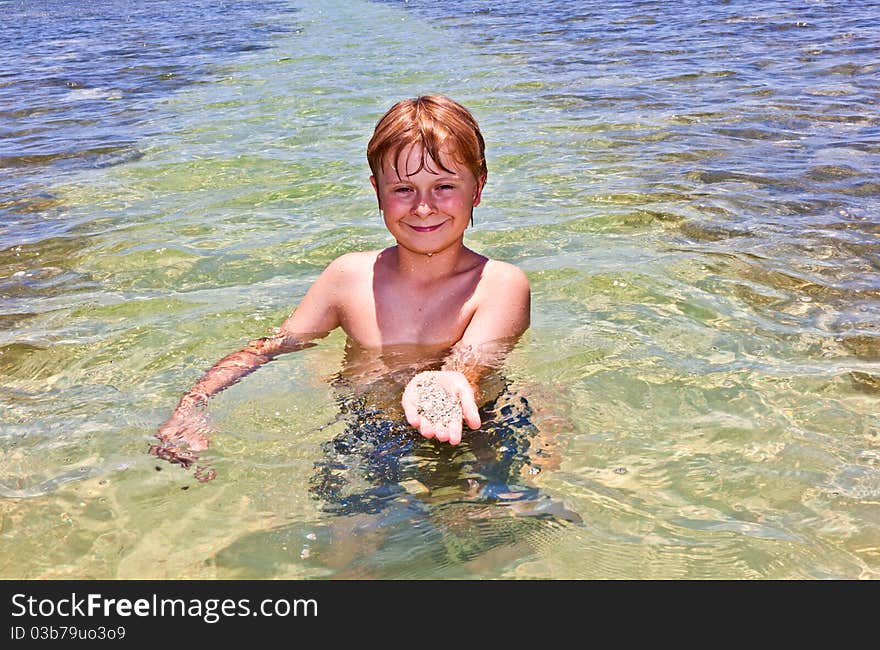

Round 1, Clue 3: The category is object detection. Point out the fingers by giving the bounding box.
[401,385,422,430]
[419,419,435,440]
[447,417,464,446]
[454,385,482,431]
[403,370,480,446]
[417,418,462,445]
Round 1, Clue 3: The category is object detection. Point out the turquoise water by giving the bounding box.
[1,0,878,579]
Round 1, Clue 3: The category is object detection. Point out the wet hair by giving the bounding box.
[367,95,487,183]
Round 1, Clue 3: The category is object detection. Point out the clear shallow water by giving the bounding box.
[1,0,878,579]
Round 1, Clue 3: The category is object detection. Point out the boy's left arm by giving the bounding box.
[402,262,530,444]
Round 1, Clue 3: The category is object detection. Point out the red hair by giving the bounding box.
[367,96,487,182]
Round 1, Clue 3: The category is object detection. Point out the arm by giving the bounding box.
[155,332,318,452]
[155,260,344,452]
[402,262,530,445]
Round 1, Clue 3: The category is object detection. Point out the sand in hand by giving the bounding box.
[411,374,462,428]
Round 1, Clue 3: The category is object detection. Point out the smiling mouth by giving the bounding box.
[406,222,446,233]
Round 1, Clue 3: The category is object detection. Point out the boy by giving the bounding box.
[154,95,530,465]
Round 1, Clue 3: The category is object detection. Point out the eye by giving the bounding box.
[437,184,456,191]
[393,186,414,195]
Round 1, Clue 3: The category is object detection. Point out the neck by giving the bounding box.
[392,240,469,283]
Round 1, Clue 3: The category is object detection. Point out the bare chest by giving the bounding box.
[338,270,479,348]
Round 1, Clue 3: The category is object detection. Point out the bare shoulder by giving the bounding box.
[307,250,380,301]
[327,250,382,271]
[325,250,381,276]
[459,258,530,344]
[480,259,530,294]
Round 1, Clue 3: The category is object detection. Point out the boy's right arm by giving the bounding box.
[156,260,344,451]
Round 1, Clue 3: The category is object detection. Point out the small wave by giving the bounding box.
[0,466,100,499]
[92,147,144,168]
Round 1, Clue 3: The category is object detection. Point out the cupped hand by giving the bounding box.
[402,371,481,445]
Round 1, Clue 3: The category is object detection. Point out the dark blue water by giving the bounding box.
[0,0,298,225]
[4,0,878,251]
[387,1,880,213]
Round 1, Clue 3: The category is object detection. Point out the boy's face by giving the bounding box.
[370,144,485,258]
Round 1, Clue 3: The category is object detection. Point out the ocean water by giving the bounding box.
[1,0,878,579]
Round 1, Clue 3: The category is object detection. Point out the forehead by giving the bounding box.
[379,143,468,179]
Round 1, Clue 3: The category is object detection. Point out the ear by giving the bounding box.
[472,174,486,207]
[370,175,382,210]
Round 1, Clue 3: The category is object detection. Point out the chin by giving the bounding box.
[398,241,448,256]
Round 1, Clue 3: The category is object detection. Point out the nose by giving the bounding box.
[412,193,435,218]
